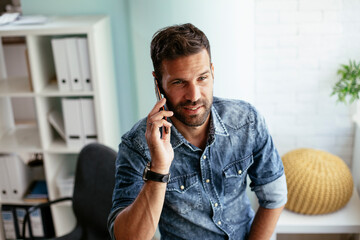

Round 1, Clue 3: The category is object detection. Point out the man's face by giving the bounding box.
[160,49,214,127]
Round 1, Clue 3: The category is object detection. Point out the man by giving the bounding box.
[108,23,287,240]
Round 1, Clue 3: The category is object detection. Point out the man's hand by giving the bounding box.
[145,98,174,174]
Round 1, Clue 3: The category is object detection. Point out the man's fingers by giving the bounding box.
[162,122,171,140]
[148,98,167,116]
[148,110,173,124]
[146,98,173,140]
[146,119,172,140]
[149,119,172,132]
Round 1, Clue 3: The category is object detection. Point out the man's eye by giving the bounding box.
[199,76,207,80]
[173,80,183,85]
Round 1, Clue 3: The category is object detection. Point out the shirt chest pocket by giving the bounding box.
[223,155,253,196]
[165,173,203,215]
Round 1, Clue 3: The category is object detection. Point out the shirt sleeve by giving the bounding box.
[251,173,287,209]
[107,207,124,240]
[107,141,148,239]
[247,106,288,209]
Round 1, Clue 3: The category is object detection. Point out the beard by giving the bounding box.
[165,95,213,127]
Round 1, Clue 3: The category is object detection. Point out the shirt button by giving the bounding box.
[203,155,207,159]
[218,221,222,225]
[206,179,210,183]
[180,185,185,190]
[238,170,242,175]
[214,203,218,207]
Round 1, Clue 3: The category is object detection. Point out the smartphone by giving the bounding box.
[154,78,166,114]
[154,78,168,134]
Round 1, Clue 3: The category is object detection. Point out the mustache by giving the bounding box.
[179,100,206,107]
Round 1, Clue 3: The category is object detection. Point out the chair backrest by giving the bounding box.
[72,143,117,240]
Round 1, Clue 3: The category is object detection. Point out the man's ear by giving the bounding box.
[152,71,157,79]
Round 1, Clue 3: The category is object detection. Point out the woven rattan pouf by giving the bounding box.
[282,148,353,215]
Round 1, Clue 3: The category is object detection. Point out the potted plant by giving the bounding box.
[332,60,360,121]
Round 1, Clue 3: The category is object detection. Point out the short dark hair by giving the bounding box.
[150,23,211,82]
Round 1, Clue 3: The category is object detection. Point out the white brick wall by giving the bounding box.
[255,0,360,166]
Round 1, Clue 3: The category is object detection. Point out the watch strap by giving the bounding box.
[143,162,170,183]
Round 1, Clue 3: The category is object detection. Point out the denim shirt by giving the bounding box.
[108,97,287,240]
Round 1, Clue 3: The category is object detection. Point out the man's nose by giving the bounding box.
[185,83,201,102]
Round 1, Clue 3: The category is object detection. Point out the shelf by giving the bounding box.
[45,138,82,154]
[49,200,72,207]
[275,189,360,234]
[39,82,94,97]
[0,16,106,36]
[0,77,34,97]
[0,199,45,206]
[0,124,42,152]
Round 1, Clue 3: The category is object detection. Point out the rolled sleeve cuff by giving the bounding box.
[107,207,125,240]
[252,173,288,209]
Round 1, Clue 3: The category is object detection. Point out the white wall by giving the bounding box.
[128,0,255,119]
[254,0,360,166]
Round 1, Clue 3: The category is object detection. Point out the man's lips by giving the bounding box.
[183,105,202,113]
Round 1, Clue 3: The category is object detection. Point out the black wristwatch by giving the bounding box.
[142,162,170,183]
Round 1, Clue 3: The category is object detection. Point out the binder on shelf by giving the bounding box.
[80,98,97,144]
[62,98,84,147]
[28,205,55,238]
[66,38,83,91]
[0,156,11,201]
[4,154,32,200]
[15,207,30,238]
[51,38,71,92]
[77,38,93,91]
[28,208,45,237]
[0,39,7,79]
[1,206,16,239]
[47,109,66,141]
[25,48,34,92]
[1,204,55,239]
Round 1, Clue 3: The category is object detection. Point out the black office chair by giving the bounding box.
[23,143,117,240]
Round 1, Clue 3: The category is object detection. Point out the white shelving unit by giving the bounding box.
[0,16,120,238]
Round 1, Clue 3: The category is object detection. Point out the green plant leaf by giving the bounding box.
[332,59,360,104]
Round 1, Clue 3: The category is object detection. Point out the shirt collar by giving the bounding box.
[211,105,229,137]
[169,105,229,150]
